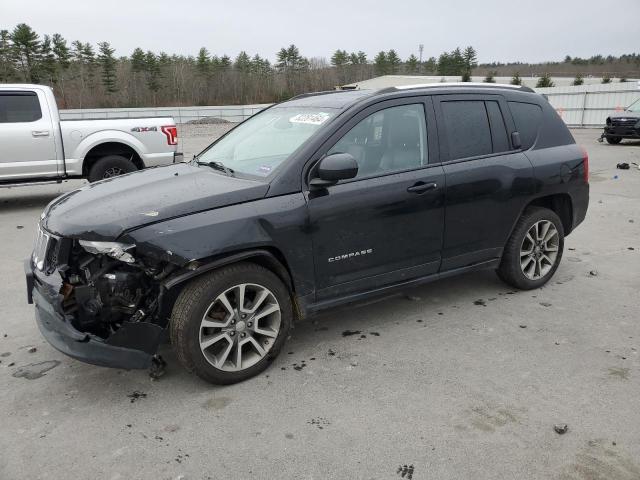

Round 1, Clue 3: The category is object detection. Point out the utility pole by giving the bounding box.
[419,44,424,63]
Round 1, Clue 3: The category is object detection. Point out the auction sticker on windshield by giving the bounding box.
[289,112,331,125]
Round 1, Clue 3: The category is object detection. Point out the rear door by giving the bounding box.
[0,89,58,180]
[305,97,445,300]
[434,94,534,271]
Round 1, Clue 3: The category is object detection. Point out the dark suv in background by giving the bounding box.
[602,98,640,144]
[27,83,589,384]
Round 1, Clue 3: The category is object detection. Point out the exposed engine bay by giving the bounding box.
[43,234,177,341]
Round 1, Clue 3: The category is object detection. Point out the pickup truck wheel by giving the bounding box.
[170,263,292,385]
[606,136,622,144]
[88,155,137,182]
[497,207,564,290]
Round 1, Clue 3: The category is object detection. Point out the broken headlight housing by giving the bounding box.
[78,240,136,264]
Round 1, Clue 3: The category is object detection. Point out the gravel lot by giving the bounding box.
[0,128,639,480]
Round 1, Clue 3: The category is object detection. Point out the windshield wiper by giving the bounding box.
[197,160,234,176]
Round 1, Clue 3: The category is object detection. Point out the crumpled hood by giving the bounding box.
[43,163,269,239]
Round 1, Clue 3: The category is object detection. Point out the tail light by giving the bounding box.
[580,146,589,183]
[161,125,178,145]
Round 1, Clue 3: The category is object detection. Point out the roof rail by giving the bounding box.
[377,82,535,94]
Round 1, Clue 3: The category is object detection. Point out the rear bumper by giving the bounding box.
[27,260,163,370]
[572,183,589,231]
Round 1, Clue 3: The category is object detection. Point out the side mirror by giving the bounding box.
[511,131,522,150]
[310,153,358,187]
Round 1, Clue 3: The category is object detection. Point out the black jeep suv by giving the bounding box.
[602,98,640,144]
[27,83,589,384]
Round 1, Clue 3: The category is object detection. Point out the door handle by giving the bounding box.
[407,182,437,194]
[32,130,50,137]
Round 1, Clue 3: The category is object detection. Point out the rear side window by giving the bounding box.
[508,101,542,149]
[0,92,42,123]
[486,101,510,153]
[441,101,491,160]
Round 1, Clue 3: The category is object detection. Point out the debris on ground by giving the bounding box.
[589,270,598,276]
[342,330,362,337]
[540,302,552,307]
[473,299,487,306]
[149,355,167,380]
[617,163,630,170]
[127,391,147,403]
[397,464,415,479]
[16,225,24,229]
[11,360,60,380]
[519,325,527,329]
[27,346,37,353]
[554,423,569,434]
[405,295,421,301]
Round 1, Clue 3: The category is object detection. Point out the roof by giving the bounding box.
[283,89,373,109]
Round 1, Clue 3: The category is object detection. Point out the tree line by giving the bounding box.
[1,23,638,109]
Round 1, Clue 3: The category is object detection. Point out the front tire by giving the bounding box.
[88,155,137,182]
[170,263,292,385]
[606,136,622,145]
[497,207,564,290]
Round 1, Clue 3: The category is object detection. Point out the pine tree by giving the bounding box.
[196,47,210,77]
[234,51,251,73]
[483,71,496,83]
[98,41,117,94]
[144,51,161,98]
[10,23,41,82]
[373,51,388,76]
[601,74,611,84]
[330,49,349,67]
[39,35,57,85]
[572,73,583,86]
[462,46,477,79]
[386,49,401,74]
[0,29,16,82]
[510,72,522,85]
[406,54,419,74]
[535,73,554,88]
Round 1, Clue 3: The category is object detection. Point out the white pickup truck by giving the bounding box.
[0,84,183,185]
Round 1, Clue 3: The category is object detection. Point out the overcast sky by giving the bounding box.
[3,0,638,64]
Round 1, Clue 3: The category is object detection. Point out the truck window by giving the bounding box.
[508,101,542,149]
[440,100,492,160]
[0,92,42,123]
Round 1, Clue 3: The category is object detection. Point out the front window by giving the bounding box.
[627,99,640,113]
[196,106,337,178]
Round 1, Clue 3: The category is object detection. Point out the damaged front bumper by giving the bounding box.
[26,259,165,370]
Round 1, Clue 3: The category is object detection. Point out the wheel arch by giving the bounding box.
[160,248,298,322]
[82,142,144,176]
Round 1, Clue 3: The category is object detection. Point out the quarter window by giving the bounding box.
[441,100,492,160]
[0,92,42,123]
[508,101,542,150]
[328,103,427,178]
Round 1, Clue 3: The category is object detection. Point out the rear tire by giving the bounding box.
[87,155,137,182]
[606,136,622,145]
[170,263,292,385]
[497,207,564,290]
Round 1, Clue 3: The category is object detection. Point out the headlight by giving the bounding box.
[79,240,136,263]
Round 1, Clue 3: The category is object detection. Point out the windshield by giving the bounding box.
[196,106,337,178]
[627,99,640,113]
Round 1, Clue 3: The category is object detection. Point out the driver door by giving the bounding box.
[305,98,445,300]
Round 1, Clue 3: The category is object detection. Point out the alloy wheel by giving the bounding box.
[198,283,281,371]
[520,220,559,280]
